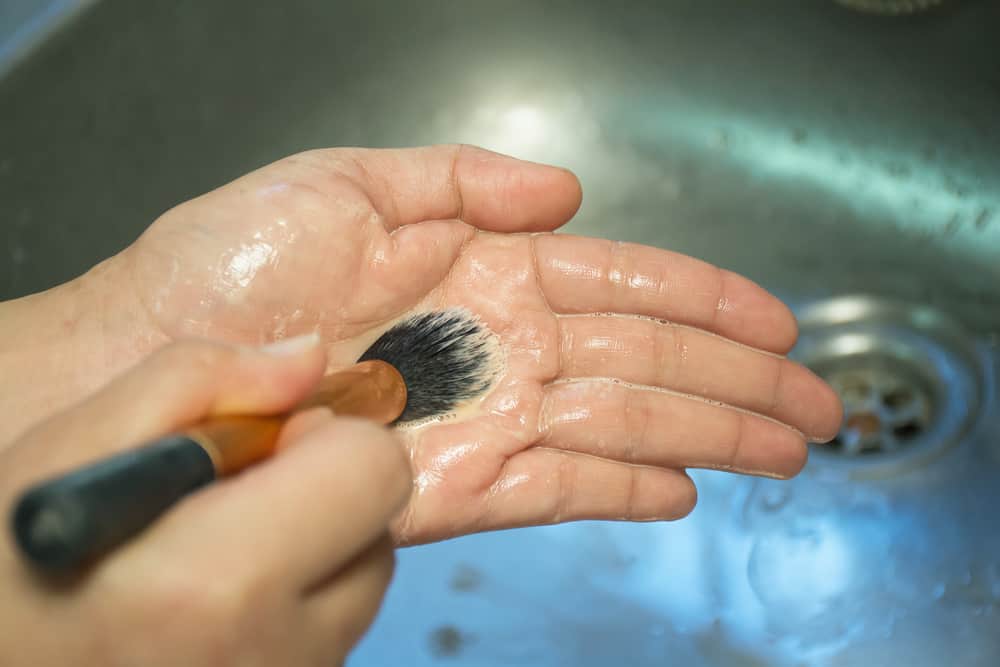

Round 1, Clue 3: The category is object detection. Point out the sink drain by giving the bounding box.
[825,366,932,455]
[791,296,985,477]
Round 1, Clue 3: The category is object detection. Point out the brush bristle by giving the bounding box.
[358,309,501,423]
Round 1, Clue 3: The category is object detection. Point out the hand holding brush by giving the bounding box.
[10,310,496,573]
[0,336,411,665]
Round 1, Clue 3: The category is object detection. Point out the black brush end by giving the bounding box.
[358,309,501,423]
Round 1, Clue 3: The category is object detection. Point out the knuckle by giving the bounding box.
[274,149,364,194]
[655,325,680,386]
[552,454,576,523]
[607,240,629,309]
[623,390,649,464]
[448,142,473,163]
[722,413,745,470]
[768,358,786,414]
[671,326,689,372]
[281,147,341,172]
[288,147,326,163]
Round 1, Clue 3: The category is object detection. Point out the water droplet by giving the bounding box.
[450,564,482,592]
[988,563,1000,600]
[710,128,730,151]
[932,582,947,600]
[944,214,962,236]
[429,625,467,658]
[759,485,790,512]
[974,208,993,231]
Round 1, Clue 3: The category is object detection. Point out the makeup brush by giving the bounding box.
[11,308,499,573]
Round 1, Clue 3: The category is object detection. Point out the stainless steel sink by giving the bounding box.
[2,1,998,664]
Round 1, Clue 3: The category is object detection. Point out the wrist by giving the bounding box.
[0,255,162,445]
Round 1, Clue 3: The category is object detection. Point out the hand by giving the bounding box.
[0,338,411,666]
[2,145,842,545]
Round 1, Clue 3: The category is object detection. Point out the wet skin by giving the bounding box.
[7,145,843,545]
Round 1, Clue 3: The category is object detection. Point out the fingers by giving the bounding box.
[485,448,698,526]
[172,415,411,590]
[1,335,326,489]
[305,144,583,232]
[556,315,842,441]
[533,235,799,354]
[303,536,396,664]
[540,380,808,479]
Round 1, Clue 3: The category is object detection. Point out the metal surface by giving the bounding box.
[1,1,998,664]
[0,1,94,79]
[835,0,946,15]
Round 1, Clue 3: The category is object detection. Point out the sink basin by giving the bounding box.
[2,1,998,664]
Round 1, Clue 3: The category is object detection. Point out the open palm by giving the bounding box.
[121,146,841,545]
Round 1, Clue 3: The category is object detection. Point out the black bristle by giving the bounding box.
[358,309,499,423]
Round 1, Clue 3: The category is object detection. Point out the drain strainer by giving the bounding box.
[792,296,985,478]
[825,365,932,455]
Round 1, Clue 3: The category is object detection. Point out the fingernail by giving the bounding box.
[259,332,320,356]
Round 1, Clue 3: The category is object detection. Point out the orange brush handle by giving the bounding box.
[185,360,407,476]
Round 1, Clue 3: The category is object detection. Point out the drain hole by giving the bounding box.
[892,421,923,440]
[883,388,915,410]
[840,377,873,403]
[846,413,881,436]
[812,364,933,457]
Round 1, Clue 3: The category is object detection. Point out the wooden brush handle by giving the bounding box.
[11,360,407,573]
[190,359,407,475]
